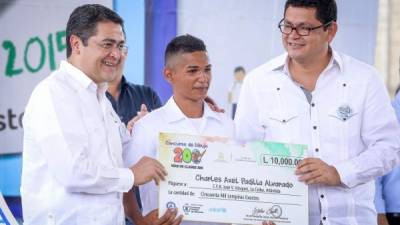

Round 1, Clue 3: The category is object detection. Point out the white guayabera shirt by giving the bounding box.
[21,60,134,225]
[234,50,400,225]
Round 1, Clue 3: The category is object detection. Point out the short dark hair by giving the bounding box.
[66,4,125,58]
[284,0,337,25]
[164,34,206,66]
[234,66,245,74]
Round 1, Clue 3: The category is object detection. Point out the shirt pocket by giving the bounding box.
[258,109,300,142]
[82,117,107,158]
[83,116,105,135]
[107,110,126,165]
[328,105,360,139]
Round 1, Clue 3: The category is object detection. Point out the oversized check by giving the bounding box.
[158,132,308,225]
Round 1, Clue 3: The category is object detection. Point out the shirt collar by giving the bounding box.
[60,60,108,93]
[272,48,344,74]
[331,49,343,72]
[120,75,128,90]
[163,97,222,124]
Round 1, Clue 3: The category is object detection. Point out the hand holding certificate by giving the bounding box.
[158,133,308,225]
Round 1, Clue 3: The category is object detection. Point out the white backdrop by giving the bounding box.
[0,0,112,154]
[177,0,378,114]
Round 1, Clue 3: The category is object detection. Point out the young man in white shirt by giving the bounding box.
[21,4,167,225]
[123,35,275,225]
[235,0,400,225]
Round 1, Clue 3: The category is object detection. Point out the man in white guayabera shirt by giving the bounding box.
[234,0,400,225]
[21,4,168,225]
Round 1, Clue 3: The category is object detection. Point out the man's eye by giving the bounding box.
[188,69,197,74]
[205,68,211,73]
[102,43,113,49]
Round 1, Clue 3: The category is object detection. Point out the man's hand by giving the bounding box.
[127,104,149,133]
[144,208,183,225]
[204,96,225,113]
[295,158,341,186]
[130,156,167,185]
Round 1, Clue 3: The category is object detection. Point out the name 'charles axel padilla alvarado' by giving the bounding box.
[195,174,294,188]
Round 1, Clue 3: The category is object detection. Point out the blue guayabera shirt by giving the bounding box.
[375,92,400,213]
[106,76,162,125]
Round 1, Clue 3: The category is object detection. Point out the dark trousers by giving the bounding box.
[125,187,142,225]
[232,103,237,119]
[387,213,400,225]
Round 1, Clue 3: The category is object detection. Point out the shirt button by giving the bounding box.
[323,216,327,220]
[320,194,324,198]
[313,125,317,130]
[282,119,286,123]
[311,103,315,107]
[315,148,319,152]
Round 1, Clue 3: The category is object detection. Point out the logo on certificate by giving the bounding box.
[166,201,176,209]
[182,203,204,215]
[210,151,226,163]
[173,147,206,164]
[209,207,227,213]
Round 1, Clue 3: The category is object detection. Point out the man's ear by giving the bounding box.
[164,67,174,84]
[327,21,338,44]
[70,35,83,55]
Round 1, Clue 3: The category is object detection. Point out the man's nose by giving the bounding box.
[109,47,121,59]
[198,71,210,82]
[289,27,301,38]
[108,47,123,58]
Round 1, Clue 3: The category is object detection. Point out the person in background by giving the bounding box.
[107,70,162,225]
[234,0,400,224]
[228,66,246,119]
[375,87,400,225]
[107,72,162,133]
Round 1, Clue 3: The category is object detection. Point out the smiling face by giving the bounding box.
[164,51,211,103]
[282,6,336,64]
[70,21,127,84]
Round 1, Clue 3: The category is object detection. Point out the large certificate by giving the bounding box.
[158,133,308,225]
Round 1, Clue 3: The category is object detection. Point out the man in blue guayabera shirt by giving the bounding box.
[375,90,400,225]
[107,67,162,225]
[106,72,162,133]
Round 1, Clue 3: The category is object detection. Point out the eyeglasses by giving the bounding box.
[278,19,333,36]
[96,41,128,54]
